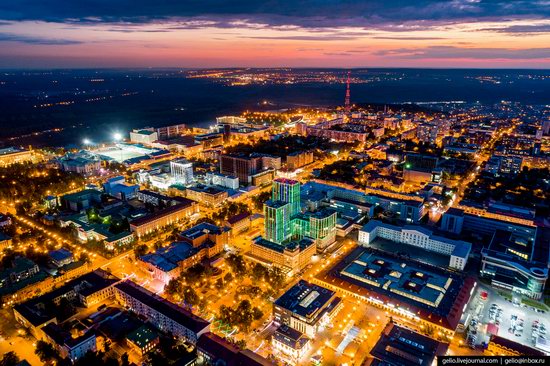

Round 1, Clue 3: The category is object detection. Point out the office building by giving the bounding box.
[441,206,537,242]
[486,335,546,357]
[102,176,139,200]
[171,158,194,185]
[272,178,301,216]
[114,280,210,343]
[480,230,548,299]
[264,200,291,244]
[291,209,337,252]
[273,280,342,338]
[359,221,471,270]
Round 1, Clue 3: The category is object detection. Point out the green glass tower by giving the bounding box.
[264,200,290,244]
[272,178,301,216]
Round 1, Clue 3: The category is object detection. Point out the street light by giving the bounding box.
[113,133,123,142]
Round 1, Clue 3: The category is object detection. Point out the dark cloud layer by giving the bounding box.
[0,1,548,31]
[0,32,82,45]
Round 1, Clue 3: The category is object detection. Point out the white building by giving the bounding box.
[170,158,194,185]
[130,129,158,145]
[205,172,239,189]
[359,220,471,270]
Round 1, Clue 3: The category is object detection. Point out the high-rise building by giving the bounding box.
[170,158,194,185]
[264,200,291,244]
[272,178,301,216]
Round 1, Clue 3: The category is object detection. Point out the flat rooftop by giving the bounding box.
[370,322,449,366]
[274,280,336,320]
[316,247,475,330]
[342,251,451,307]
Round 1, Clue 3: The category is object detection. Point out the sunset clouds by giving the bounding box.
[0,0,549,68]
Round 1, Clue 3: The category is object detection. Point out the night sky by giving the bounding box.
[0,1,549,68]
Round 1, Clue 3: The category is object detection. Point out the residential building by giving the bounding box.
[126,325,159,355]
[286,151,313,170]
[0,257,40,288]
[43,323,97,363]
[156,123,186,140]
[196,332,274,366]
[114,280,210,343]
[0,232,12,250]
[441,206,537,242]
[13,270,119,339]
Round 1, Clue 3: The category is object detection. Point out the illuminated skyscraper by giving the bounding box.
[272,178,301,216]
[264,200,291,244]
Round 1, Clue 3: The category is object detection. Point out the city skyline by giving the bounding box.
[0,1,549,68]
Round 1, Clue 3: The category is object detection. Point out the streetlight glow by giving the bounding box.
[113,132,123,141]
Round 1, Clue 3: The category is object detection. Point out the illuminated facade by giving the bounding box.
[264,200,291,244]
[272,178,301,216]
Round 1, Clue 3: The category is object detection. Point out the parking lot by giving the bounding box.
[464,285,547,352]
